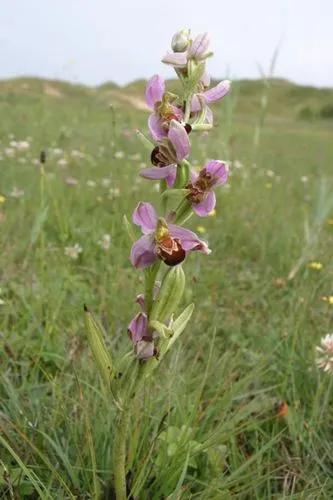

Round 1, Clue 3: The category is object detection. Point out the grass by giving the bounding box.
[0,76,332,498]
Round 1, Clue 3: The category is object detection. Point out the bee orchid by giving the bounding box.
[140,119,190,187]
[130,202,210,268]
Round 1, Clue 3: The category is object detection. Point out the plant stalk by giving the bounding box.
[113,407,131,500]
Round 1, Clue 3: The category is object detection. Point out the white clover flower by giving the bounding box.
[108,187,120,198]
[101,177,111,187]
[86,180,97,188]
[233,160,243,169]
[128,153,141,161]
[57,158,68,167]
[16,140,30,151]
[5,148,15,157]
[114,151,125,159]
[52,148,63,156]
[65,243,82,260]
[316,334,333,373]
[98,234,111,251]
[71,149,85,159]
[10,187,24,198]
[65,177,79,186]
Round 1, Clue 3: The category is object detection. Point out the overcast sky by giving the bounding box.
[0,0,332,88]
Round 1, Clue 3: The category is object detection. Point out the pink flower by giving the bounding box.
[187,33,210,60]
[186,161,229,216]
[140,120,190,188]
[130,202,210,268]
[128,312,155,360]
[145,75,184,140]
[191,80,231,124]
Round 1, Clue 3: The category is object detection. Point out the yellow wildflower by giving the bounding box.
[0,195,6,204]
[196,226,206,234]
[322,296,333,305]
[327,219,333,226]
[308,261,323,271]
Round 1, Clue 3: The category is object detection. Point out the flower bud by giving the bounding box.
[171,29,190,52]
[84,305,113,388]
[150,266,185,323]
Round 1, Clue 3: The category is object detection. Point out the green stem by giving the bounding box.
[112,364,149,499]
[144,261,160,316]
[174,198,192,225]
[113,407,131,500]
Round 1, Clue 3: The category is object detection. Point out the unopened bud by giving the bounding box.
[171,29,190,53]
[40,150,47,164]
[150,266,185,323]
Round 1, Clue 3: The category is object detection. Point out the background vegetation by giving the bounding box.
[0,76,332,498]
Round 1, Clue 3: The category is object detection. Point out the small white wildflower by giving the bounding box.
[16,140,30,151]
[71,149,85,159]
[5,148,15,157]
[114,151,125,159]
[233,160,243,169]
[65,177,79,186]
[316,333,333,373]
[128,153,141,161]
[108,187,120,198]
[52,148,63,156]
[266,169,275,178]
[0,299,5,306]
[98,234,111,251]
[101,177,111,187]
[301,176,308,183]
[65,243,82,260]
[86,180,97,187]
[57,158,68,167]
[10,187,25,198]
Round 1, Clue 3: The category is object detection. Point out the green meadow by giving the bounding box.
[0,76,333,498]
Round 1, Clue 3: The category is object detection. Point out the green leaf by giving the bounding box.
[161,188,190,199]
[167,303,195,351]
[84,306,114,388]
[149,320,173,338]
[184,62,205,96]
[123,214,136,242]
[30,206,49,246]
